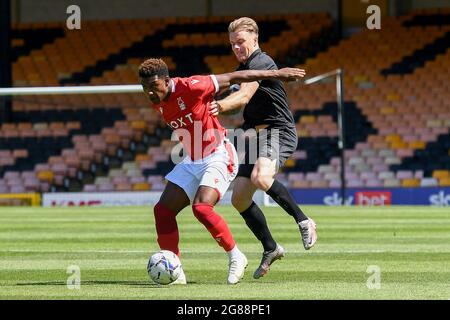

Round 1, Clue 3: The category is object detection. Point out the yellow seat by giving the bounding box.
[385,134,401,143]
[353,75,367,83]
[296,129,309,137]
[284,158,296,168]
[386,93,401,102]
[299,115,316,124]
[390,141,408,149]
[409,141,426,149]
[380,107,395,115]
[131,121,146,130]
[401,179,420,187]
[439,178,450,187]
[133,183,151,191]
[432,170,449,180]
[37,170,54,182]
[135,154,150,163]
[105,134,120,145]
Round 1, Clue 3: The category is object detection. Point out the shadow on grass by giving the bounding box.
[15,280,197,288]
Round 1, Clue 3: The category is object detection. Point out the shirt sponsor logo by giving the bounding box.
[168,113,193,129]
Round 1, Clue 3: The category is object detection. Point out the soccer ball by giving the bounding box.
[147,250,181,285]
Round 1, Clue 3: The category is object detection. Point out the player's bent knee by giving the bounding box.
[250,172,272,191]
[193,186,219,205]
[231,192,252,212]
[154,202,176,219]
[192,203,220,229]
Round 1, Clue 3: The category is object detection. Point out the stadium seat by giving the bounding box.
[2,10,448,193]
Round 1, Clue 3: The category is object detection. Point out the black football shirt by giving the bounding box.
[236,48,296,129]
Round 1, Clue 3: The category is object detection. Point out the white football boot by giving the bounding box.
[170,266,187,285]
[298,218,317,250]
[227,252,248,285]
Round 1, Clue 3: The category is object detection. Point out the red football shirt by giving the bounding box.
[151,75,226,160]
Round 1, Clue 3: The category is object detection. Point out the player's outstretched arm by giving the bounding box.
[214,68,306,90]
[209,82,259,116]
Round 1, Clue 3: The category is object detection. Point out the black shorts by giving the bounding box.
[232,125,298,178]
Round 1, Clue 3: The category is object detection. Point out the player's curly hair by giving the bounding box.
[139,58,169,78]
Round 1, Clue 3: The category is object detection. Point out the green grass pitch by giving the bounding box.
[0,205,449,299]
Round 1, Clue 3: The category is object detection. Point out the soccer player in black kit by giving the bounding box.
[210,17,318,279]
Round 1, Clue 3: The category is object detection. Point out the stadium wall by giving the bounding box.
[211,0,338,18]
[411,0,450,9]
[42,188,450,207]
[12,0,450,23]
[289,187,450,206]
[12,0,338,22]
[42,190,271,207]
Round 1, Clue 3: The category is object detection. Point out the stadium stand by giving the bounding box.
[288,7,450,189]
[1,9,449,193]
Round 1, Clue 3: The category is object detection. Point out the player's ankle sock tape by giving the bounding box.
[266,180,308,223]
[192,203,235,251]
[154,202,180,256]
[239,202,277,252]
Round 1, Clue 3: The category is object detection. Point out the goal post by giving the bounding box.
[302,69,347,205]
[0,193,41,206]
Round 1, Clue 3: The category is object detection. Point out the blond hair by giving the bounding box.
[228,17,259,35]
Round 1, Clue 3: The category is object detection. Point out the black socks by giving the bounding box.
[239,180,308,252]
[240,202,277,252]
[266,180,308,223]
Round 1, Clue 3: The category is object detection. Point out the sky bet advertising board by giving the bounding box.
[288,187,450,206]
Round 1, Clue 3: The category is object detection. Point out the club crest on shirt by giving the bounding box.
[177,97,186,111]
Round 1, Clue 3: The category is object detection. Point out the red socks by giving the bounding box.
[154,202,236,256]
[154,202,180,256]
[192,203,236,252]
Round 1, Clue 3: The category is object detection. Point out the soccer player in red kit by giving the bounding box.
[139,58,305,284]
